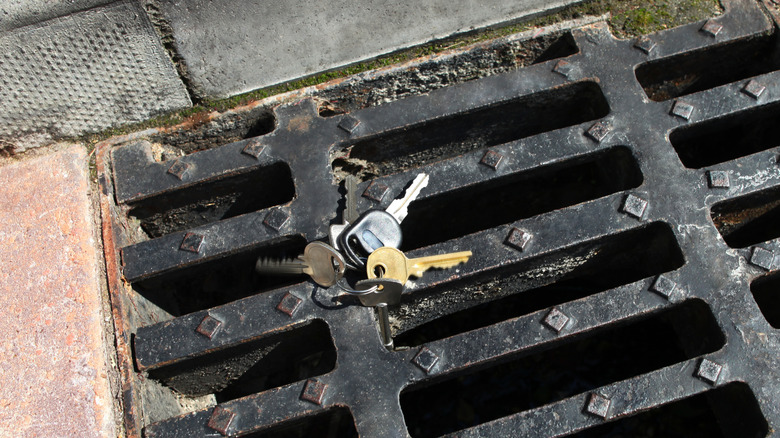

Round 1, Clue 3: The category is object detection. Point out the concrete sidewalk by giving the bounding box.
[157,0,583,98]
[0,0,582,152]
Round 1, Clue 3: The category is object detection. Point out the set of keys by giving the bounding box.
[255,173,472,348]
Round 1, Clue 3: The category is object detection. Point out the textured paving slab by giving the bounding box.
[0,146,117,437]
[0,0,191,151]
[157,0,583,98]
[0,0,115,32]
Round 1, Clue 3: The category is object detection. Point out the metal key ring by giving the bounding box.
[336,279,378,295]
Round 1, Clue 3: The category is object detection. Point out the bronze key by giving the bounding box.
[366,247,472,284]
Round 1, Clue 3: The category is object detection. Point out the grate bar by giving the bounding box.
[112,140,275,204]
[708,153,780,201]
[120,212,300,282]
[134,286,315,370]
[143,379,329,437]
[408,280,671,381]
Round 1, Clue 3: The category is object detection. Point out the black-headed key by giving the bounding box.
[339,173,428,268]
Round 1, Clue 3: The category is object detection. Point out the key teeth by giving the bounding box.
[409,257,471,279]
[387,173,429,222]
[255,257,308,274]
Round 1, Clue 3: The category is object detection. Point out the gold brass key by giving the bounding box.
[366,246,472,284]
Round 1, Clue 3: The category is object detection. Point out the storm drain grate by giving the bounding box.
[97,1,780,436]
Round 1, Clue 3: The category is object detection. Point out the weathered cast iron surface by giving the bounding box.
[99,1,780,436]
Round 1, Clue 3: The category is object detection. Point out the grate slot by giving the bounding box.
[318,31,579,117]
[751,272,780,329]
[394,222,684,342]
[241,407,358,438]
[132,236,307,316]
[128,162,295,239]
[711,186,780,248]
[401,146,642,250]
[150,107,278,154]
[338,80,609,177]
[400,299,724,438]
[147,319,336,400]
[636,32,780,102]
[567,382,767,438]
[669,101,780,169]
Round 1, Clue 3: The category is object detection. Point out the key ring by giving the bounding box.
[336,278,378,295]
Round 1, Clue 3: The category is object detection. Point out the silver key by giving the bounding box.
[329,175,359,252]
[355,277,403,349]
[385,172,428,223]
[344,175,359,223]
[256,241,346,287]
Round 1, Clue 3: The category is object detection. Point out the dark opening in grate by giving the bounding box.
[129,162,296,239]
[751,272,780,328]
[148,319,336,399]
[401,146,642,250]
[133,236,307,316]
[337,80,609,177]
[400,299,724,438]
[711,185,780,248]
[669,101,780,169]
[636,32,780,102]
[242,407,359,438]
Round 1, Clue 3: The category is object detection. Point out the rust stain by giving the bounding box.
[287,115,312,133]
[96,140,144,438]
[712,199,780,232]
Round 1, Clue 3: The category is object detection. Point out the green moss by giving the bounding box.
[78,0,722,147]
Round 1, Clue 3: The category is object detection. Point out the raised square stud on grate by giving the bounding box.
[362,181,390,202]
[707,170,730,189]
[543,307,570,333]
[338,115,361,134]
[650,275,677,299]
[700,20,723,37]
[166,159,191,180]
[480,150,504,170]
[242,138,266,158]
[585,120,611,142]
[300,379,328,405]
[585,393,611,419]
[207,406,237,436]
[552,60,574,78]
[633,36,656,54]
[263,208,290,231]
[195,314,223,339]
[622,194,648,219]
[696,358,723,385]
[276,292,303,317]
[412,346,439,373]
[750,247,775,271]
[179,232,205,253]
[505,227,532,251]
[742,80,766,99]
[670,100,694,120]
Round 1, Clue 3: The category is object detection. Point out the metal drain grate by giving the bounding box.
[98,1,780,436]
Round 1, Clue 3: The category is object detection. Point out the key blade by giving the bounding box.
[385,173,429,223]
[408,251,472,278]
[344,175,359,223]
[255,257,308,275]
